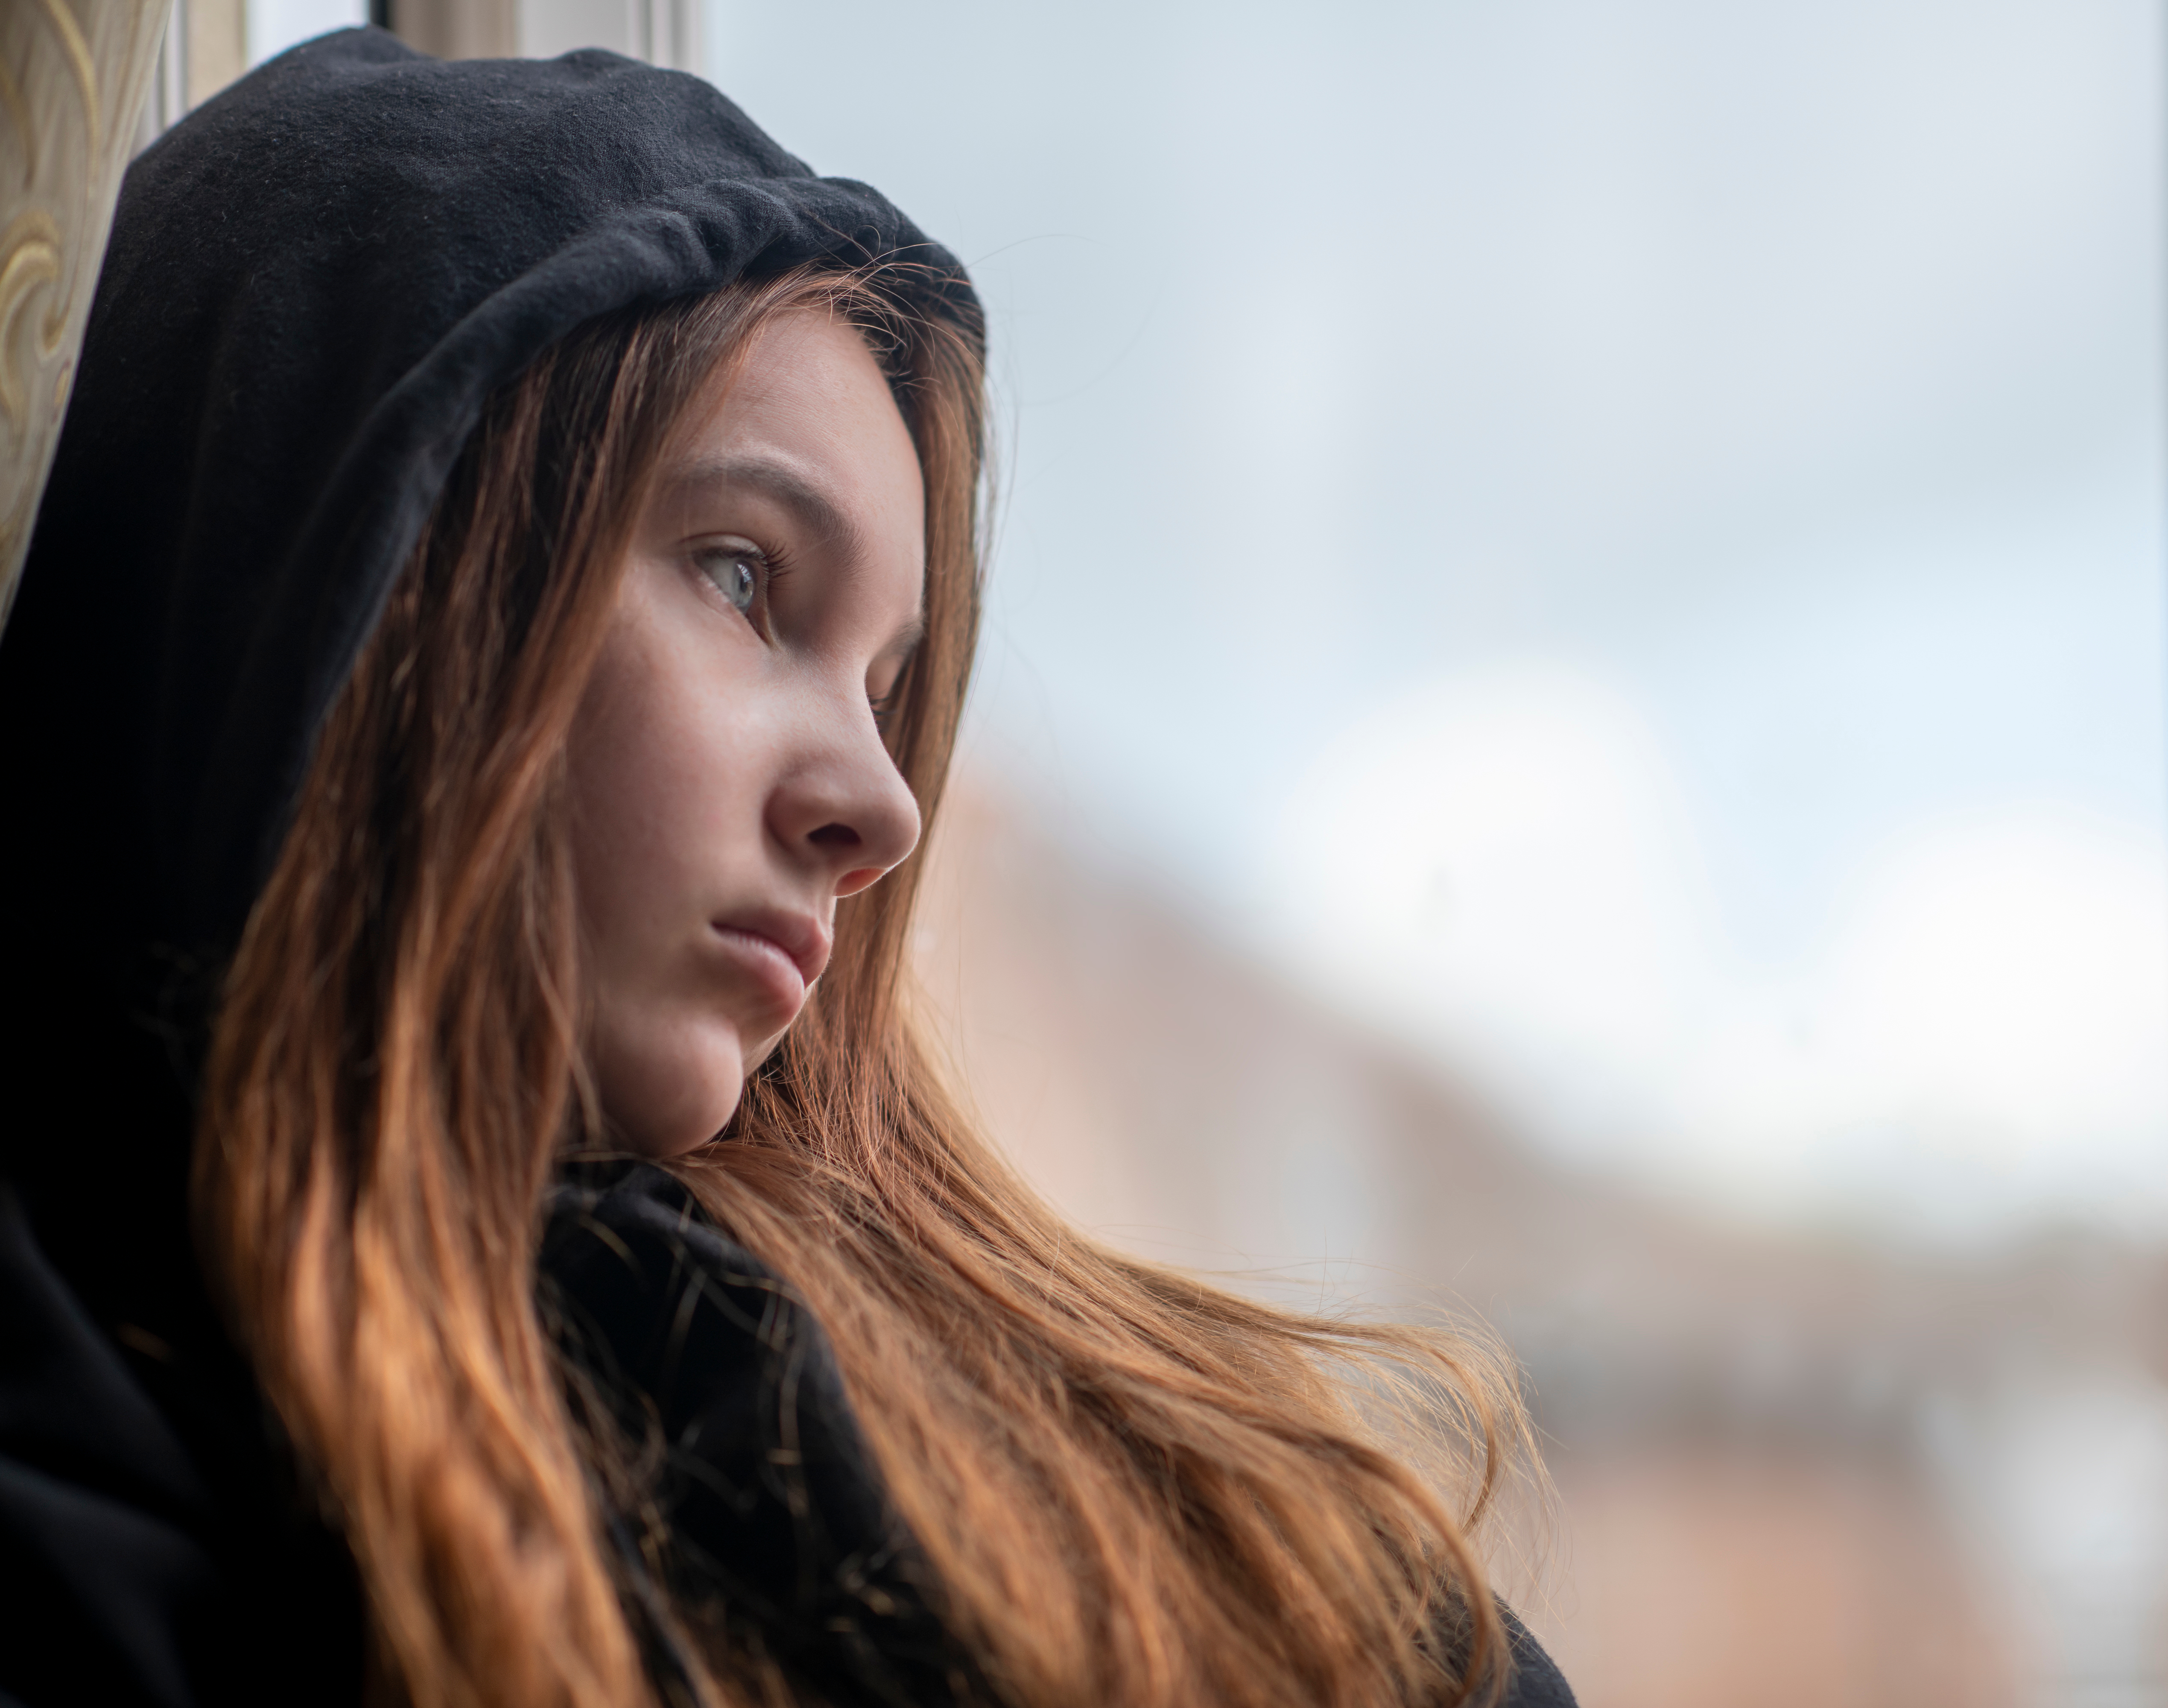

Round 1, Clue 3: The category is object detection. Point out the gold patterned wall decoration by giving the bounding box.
[0,0,171,633]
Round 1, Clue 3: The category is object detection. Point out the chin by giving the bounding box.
[617,1093,742,1157]
[593,1030,748,1158]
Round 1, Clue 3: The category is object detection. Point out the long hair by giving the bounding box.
[198,263,1534,1708]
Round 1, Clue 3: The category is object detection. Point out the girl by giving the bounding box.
[0,29,1573,1708]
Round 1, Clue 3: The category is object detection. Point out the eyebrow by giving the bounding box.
[660,453,862,560]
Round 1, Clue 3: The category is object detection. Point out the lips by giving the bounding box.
[708,905,831,1013]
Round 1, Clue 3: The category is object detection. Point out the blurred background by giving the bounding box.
[172,3,2168,1702]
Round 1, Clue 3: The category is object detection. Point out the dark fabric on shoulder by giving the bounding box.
[1501,1606,1578,1708]
[541,1159,987,1708]
[0,1180,364,1708]
[0,1181,215,1708]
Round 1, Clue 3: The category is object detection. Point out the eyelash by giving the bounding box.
[694,537,793,631]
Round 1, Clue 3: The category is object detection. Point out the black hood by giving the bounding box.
[0,21,978,1296]
[3,26,977,1032]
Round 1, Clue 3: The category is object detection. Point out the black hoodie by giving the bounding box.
[0,30,1573,1708]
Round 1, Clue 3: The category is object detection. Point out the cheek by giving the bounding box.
[569,676,720,929]
[564,616,768,1154]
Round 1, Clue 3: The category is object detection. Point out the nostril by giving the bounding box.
[808,823,862,848]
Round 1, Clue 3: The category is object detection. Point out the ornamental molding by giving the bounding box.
[0,0,169,633]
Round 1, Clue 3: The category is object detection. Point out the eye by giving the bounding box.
[869,654,914,734]
[694,538,766,617]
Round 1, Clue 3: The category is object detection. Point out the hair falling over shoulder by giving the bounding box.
[196,265,1538,1708]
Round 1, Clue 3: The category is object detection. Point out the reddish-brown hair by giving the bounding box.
[198,263,1533,1708]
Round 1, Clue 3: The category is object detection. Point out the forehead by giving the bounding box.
[667,309,925,563]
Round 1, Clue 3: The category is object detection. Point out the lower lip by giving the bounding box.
[709,926,808,1017]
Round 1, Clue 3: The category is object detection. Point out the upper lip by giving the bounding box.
[713,905,831,988]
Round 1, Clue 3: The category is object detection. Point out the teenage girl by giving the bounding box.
[0,30,1575,1708]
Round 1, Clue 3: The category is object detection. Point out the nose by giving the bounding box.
[768,696,922,897]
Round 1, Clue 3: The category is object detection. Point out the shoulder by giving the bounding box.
[1502,1605,1578,1708]
[0,1181,219,1708]
[541,1158,982,1707]
[0,1180,366,1708]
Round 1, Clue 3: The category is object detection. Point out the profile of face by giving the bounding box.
[566,309,926,1156]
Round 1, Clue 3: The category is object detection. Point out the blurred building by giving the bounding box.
[913,768,2168,1708]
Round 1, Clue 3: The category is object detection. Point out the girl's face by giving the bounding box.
[567,308,926,1155]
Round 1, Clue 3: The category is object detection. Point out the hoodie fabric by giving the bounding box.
[0,30,1574,1708]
